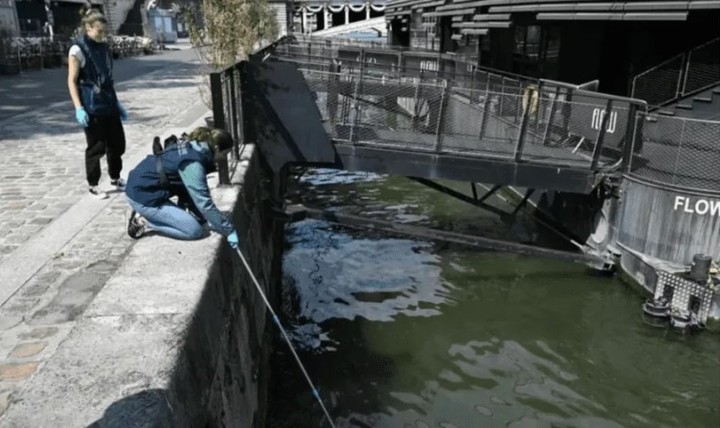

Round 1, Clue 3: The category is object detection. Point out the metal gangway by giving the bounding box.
[210,36,648,195]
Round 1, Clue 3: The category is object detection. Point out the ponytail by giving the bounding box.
[79,6,107,29]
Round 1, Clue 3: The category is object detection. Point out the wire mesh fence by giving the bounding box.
[629,114,720,193]
[631,37,719,108]
[631,54,685,107]
[684,38,720,96]
[207,36,720,198]
[291,34,389,49]
[277,38,536,89]
[297,65,638,168]
[210,36,649,184]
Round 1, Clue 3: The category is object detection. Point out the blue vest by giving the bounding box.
[75,35,118,116]
[126,141,214,206]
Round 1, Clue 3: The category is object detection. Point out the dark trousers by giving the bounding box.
[84,114,126,186]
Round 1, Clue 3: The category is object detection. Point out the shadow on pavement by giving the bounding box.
[86,389,174,428]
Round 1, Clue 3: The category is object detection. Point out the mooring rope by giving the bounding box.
[234,247,336,428]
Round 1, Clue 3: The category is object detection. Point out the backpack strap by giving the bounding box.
[156,156,169,186]
[153,135,184,186]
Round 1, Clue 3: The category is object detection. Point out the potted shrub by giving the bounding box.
[184,0,278,109]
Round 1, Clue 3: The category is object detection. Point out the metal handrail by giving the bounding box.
[210,37,644,181]
[304,63,636,169]
[626,113,720,194]
[568,86,648,110]
[275,45,648,111]
[285,39,643,169]
[631,37,719,107]
[288,38,534,84]
[681,37,720,96]
[631,52,685,93]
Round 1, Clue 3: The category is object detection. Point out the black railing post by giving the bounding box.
[436,50,442,79]
[228,67,239,153]
[533,81,543,136]
[621,104,640,172]
[676,53,687,99]
[412,74,422,131]
[239,61,254,149]
[560,87,573,141]
[234,61,247,159]
[590,99,613,170]
[327,62,341,126]
[210,71,229,184]
[542,86,561,146]
[397,51,403,80]
[514,97,532,162]
[479,87,491,139]
[349,49,365,144]
[210,71,225,130]
[499,77,505,118]
[469,67,475,102]
[434,80,450,153]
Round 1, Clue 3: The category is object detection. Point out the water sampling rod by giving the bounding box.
[234,247,337,428]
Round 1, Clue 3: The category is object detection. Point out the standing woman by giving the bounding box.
[67,8,128,199]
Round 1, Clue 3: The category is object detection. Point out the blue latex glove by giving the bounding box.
[227,231,239,249]
[118,102,128,122]
[75,107,89,127]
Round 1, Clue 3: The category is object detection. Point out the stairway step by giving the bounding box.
[676,103,693,110]
[694,97,713,103]
[658,110,675,116]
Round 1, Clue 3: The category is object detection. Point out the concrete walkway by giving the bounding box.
[0,46,233,424]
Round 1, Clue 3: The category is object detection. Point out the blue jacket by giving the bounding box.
[75,35,118,116]
[126,140,235,236]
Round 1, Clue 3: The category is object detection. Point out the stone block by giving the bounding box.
[9,342,48,359]
[0,362,40,381]
[19,327,59,340]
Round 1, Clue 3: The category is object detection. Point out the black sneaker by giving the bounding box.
[89,186,108,199]
[127,210,146,239]
[111,178,126,191]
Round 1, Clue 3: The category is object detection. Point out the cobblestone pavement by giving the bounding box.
[0,49,211,419]
[0,49,204,263]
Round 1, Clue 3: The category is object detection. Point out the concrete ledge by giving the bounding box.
[1,147,281,426]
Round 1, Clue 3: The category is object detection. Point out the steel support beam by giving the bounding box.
[334,143,600,194]
[408,177,509,217]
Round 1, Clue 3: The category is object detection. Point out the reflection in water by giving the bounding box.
[284,222,447,324]
[268,169,720,428]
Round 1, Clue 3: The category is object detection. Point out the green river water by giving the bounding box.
[267,168,720,428]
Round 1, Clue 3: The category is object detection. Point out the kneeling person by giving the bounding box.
[125,127,239,249]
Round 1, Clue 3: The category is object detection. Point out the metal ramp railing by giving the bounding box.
[631,37,720,109]
[271,38,647,172]
[209,36,648,190]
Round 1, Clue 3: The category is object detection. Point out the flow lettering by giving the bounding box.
[591,108,617,134]
[673,196,720,216]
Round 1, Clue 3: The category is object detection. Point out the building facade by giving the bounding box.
[386,0,719,95]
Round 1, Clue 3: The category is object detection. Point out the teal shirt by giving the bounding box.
[177,141,235,236]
